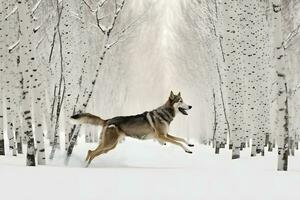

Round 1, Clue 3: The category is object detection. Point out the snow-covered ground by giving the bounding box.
[1,137,300,200]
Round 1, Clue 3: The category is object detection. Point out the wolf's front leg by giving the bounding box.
[153,130,166,145]
[158,135,192,154]
[158,139,166,146]
[167,134,194,147]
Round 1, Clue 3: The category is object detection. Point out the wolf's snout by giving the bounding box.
[188,105,192,109]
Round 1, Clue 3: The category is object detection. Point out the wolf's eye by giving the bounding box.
[180,100,183,103]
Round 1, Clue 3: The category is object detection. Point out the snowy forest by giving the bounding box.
[1,0,300,199]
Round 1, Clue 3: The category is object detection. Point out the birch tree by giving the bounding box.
[46,0,63,149]
[0,1,6,156]
[18,0,39,166]
[66,0,140,158]
[6,2,24,156]
[3,1,17,156]
[184,0,230,152]
[210,0,230,152]
[221,0,244,159]
[0,94,3,155]
[282,0,300,157]
[256,0,272,156]
[271,0,289,171]
[60,0,82,152]
[31,0,47,165]
[238,0,272,157]
[49,0,65,159]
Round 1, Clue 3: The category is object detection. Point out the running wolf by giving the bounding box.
[70,91,193,166]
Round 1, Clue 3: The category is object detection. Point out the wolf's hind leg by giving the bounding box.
[85,150,92,161]
[86,141,104,162]
[86,140,118,166]
[86,125,120,166]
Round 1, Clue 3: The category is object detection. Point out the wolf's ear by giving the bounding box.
[177,92,181,97]
[170,91,175,100]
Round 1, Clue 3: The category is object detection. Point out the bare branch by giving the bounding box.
[82,0,97,12]
[288,83,300,98]
[216,62,231,138]
[98,0,109,9]
[49,0,63,63]
[5,5,18,20]
[283,24,300,50]
[32,0,42,14]
[82,0,109,13]
[69,11,80,19]
[95,10,107,34]
[36,36,45,49]
[8,39,20,53]
[107,12,144,49]
[106,0,125,36]
[48,29,57,63]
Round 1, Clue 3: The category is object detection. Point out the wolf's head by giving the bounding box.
[168,91,192,115]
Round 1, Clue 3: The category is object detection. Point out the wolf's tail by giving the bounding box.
[70,113,106,126]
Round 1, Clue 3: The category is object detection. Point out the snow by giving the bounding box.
[1,137,300,200]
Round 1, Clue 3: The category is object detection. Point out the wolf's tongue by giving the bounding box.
[179,107,188,115]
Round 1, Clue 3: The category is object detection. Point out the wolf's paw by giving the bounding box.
[188,144,194,147]
[84,162,90,168]
[185,150,193,154]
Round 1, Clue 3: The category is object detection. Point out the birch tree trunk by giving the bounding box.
[239,0,271,157]
[256,0,271,156]
[47,0,62,148]
[221,0,243,159]
[4,1,17,156]
[18,0,37,166]
[7,7,23,155]
[49,0,66,159]
[0,1,6,156]
[60,0,81,152]
[202,0,229,152]
[214,0,230,151]
[66,0,126,158]
[271,0,289,171]
[239,0,259,156]
[31,0,47,165]
[0,94,4,155]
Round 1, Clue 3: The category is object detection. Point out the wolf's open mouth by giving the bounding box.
[179,107,188,115]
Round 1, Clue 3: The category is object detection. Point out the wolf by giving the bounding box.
[70,91,193,167]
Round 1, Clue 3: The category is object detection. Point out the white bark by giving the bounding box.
[61,0,82,151]
[256,0,271,155]
[31,0,49,165]
[18,0,37,166]
[3,1,17,156]
[221,0,243,159]
[271,0,289,171]
[0,1,6,155]
[0,94,4,155]
[238,0,271,156]
[49,0,65,159]
[214,0,229,150]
